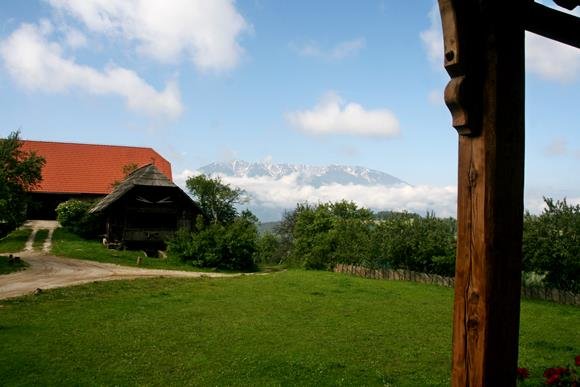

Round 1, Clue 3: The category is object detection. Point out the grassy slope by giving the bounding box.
[0,271,577,386]
[0,228,32,253]
[32,229,49,251]
[0,255,28,274]
[51,228,211,272]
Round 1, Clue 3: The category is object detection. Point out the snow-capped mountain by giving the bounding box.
[191,160,440,222]
[198,160,409,188]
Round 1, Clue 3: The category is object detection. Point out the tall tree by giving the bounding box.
[185,174,245,225]
[0,131,45,229]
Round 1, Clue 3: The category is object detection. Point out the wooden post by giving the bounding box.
[438,1,525,385]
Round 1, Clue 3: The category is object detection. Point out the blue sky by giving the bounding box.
[0,0,578,217]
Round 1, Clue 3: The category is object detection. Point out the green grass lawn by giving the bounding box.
[51,228,213,272]
[0,228,32,253]
[0,255,28,274]
[32,229,49,251]
[0,271,577,386]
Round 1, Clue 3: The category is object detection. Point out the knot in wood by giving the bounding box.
[468,164,478,188]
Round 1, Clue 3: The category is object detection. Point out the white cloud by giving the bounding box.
[177,169,458,218]
[174,169,199,184]
[420,1,443,68]
[287,92,400,137]
[0,22,183,119]
[221,173,457,217]
[47,0,250,71]
[294,38,366,60]
[63,26,87,48]
[526,32,580,83]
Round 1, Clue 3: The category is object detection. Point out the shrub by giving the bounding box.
[290,201,374,270]
[373,212,456,274]
[523,198,580,292]
[168,215,258,271]
[255,232,282,265]
[56,199,102,238]
[280,202,457,274]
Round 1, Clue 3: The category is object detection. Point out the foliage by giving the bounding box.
[0,228,32,253]
[51,228,204,271]
[281,201,456,274]
[168,215,258,271]
[0,131,45,230]
[0,271,578,386]
[172,176,258,270]
[55,199,102,238]
[523,198,580,292]
[185,174,245,225]
[274,203,310,265]
[374,212,457,275]
[541,356,578,386]
[516,367,530,382]
[255,232,283,265]
[290,201,375,269]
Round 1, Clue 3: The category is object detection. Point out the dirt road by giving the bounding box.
[0,221,242,300]
[0,252,241,300]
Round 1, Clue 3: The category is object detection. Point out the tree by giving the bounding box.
[168,213,258,271]
[290,201,374,269]
[170,176,257,270]
[111,163,139,188]
[185,174,245,225]
[0,131,45,229]
[55,199,102,238]
[523,197,580,292]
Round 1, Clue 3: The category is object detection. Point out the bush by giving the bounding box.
[168,215,258,271]
[371,212,456,274]
[255,232,282,265]
[56,199,102,238]
[279,202,457,274]
[523,198,580,292]
[290,201,375,270]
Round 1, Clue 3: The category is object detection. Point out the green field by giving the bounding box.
[0,271,577,386]
[0,255,28,275]
[50,228,213,272]
[0,228,32,253]
[32,229,49,251]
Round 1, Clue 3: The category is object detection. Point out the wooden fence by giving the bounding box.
[333,264,580,306]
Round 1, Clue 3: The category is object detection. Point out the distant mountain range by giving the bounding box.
[199,160,409,188]
[196,160,412,221]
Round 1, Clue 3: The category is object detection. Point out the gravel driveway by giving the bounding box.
[0,252,238,300]
[0,220,241,300]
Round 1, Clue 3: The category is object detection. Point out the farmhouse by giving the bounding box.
[90,164,202,250]
[21,140,172,219]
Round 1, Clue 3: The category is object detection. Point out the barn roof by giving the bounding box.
[90,164,197,213]
[21,140,172,195]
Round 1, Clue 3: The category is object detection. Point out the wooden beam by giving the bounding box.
[525,1,580,49]
[438,1,526,385]
[553,0,580,11]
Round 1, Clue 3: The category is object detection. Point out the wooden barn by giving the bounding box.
[21,140,173,219]
[90,164,203,250]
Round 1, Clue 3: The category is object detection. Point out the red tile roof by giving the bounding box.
[21,140,173,195]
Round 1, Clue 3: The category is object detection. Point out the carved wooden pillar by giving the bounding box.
[437,1,525,385]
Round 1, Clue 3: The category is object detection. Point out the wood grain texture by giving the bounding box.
[439,1,526,385]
